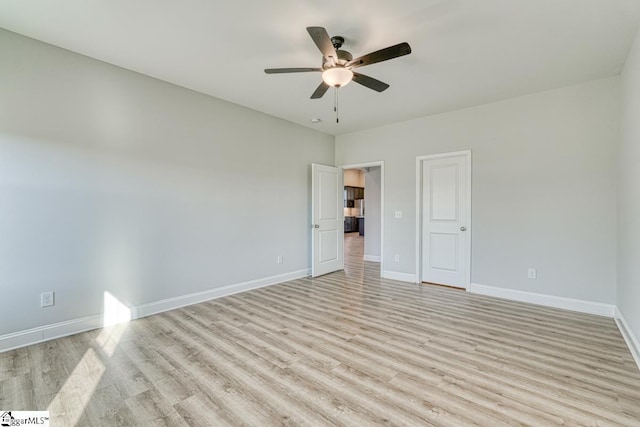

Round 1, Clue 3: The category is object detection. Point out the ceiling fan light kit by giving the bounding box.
[322,67,353,87]
[265,26,411,123]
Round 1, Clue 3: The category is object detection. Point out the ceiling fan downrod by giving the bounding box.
[330,36,345,50]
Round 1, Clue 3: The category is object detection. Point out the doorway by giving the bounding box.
[341,162,384,277]
[415,151,471,289]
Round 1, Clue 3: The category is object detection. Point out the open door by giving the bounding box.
[311,163,344,277]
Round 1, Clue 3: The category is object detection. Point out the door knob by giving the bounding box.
[312,224,320,228]
[460,226,466,231]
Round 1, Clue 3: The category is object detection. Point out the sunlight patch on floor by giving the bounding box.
[46,292,131,423]
[46,347,105,425]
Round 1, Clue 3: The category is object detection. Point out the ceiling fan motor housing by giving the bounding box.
[322,48,353,69]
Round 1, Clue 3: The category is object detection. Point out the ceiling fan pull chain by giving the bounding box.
[335,87,339,123]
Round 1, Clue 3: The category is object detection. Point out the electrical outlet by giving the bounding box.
[277,255,283,265]
[394,254,400,262]
[527,268,537,279]
[394,211,402,219]
[41,291,54,307]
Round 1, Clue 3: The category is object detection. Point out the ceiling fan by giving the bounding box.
[264,27,412,100]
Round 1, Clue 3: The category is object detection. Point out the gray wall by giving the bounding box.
[618,28,640,341]
[336,78,619,304]
[364,167,381,260]
[0,29,334,336]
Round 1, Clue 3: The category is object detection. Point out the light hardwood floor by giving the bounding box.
[1,233,639,426]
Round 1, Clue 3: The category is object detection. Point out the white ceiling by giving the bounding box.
[1,1,639,136]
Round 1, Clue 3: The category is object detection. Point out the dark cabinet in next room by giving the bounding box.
[344,216,358,233]
[344,187,355,207]
[344,186,364,207]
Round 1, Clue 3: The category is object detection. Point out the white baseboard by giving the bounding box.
[363,255,381,262]
[614,307,640,371]
[381,270,418,283]
[0,315,103,354]
[0,269,310,353]
[134,269,309,318]
[468,283,616,317]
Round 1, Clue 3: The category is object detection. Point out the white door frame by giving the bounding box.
[341,161,385,276]
[415,151,472,288]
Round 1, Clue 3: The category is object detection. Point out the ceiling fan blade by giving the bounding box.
[264,67,322,74]
[346,42,412,69]
[310,81,330,99]
[307,27,338,63]
[352,72,390,92]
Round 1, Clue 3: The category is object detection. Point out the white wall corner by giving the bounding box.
[614,307,640,372]
[468,283,616,317]
[363,255,381,262]
[382,270,418,283]
[0,269,310,353]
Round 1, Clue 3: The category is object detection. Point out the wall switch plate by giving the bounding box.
[527,268,537,279]
[277,255,283,264]
[41,291,54,307]
[394,211,402,219]
[394,254,400,262]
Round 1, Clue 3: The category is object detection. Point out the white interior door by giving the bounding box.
[312,163,344,277]
[421,153,470,288]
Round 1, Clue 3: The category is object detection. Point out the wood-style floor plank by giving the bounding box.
[1,233,639,426]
